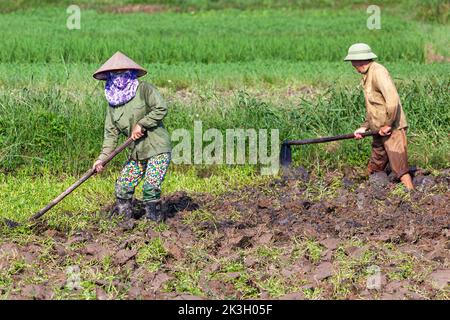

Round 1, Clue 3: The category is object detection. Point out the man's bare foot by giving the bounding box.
[400,173,414,190]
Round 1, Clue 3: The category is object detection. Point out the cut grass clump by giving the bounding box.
[164,270,203,296]
[136,238,169,272]
[330,243,378,299]
[291,237,324,265]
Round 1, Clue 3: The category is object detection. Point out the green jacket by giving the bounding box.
[98,81,172,162]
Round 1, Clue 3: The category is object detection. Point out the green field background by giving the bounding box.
[0,1,448,221]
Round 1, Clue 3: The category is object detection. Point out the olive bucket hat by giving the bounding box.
[93,51,147,80]
[344,43,377,61]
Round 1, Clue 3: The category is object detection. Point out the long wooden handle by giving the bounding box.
[285,131,377,146]
[30,137,135,221]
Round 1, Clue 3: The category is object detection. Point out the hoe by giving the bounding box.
[3,136,135,228]
[280,131,377,167]
[3,131,377,228]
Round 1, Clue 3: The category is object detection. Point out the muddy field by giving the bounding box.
[1,168,449,300]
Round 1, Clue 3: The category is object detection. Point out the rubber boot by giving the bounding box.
[112,198,133,220]
[143,200,163,222]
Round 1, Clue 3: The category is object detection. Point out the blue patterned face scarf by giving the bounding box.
[104,70,139,106]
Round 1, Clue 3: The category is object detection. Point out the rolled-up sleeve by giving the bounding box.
[374,67,400,127]
[137,84,168,129]
[98,107,119,162]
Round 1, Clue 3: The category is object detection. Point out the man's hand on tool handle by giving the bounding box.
[354,127,367,139]
[378,125,392,137]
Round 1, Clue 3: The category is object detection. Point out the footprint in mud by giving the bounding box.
[413,175,436,191]
[281,166,309,182]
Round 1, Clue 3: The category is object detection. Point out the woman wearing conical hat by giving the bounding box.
[92,51,172,222]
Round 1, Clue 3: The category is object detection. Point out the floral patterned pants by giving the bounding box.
[115,153,171,201]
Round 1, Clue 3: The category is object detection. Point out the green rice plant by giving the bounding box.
[0,61,447,91]
[0,3,448,230]
[80,280,97,300]
[0,7,433,64]
[389,184,412,201]
[0,273,13,299]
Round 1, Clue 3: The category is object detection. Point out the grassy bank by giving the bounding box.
[1,76,449,175]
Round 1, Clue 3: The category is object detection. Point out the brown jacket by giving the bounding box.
[360,62,407,131]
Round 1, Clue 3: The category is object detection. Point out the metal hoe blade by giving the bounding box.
[280,143,292,167]
[279,131,377,168]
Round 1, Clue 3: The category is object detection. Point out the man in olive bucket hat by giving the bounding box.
[92,51,172,221]
[345,43,414,189]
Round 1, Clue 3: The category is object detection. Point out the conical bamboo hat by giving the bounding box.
[93,51,147,80]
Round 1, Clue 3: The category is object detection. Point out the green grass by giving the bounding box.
[257,276,287,298]
[165,269,203,296]
[1,76,448,176]
[331,245,377,298]
[1,0,448,25]
[0,165,268,223]
[0,7,446,64]
[1,61,448,90]
[136,238,169,272]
